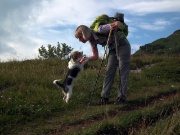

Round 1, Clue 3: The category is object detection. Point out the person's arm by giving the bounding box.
[88,44,99,60]
[79,42,99,63]
[98,21,120,34]
[98,24,111,34]
[79,43,98,63]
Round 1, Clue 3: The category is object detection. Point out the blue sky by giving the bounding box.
[0,0,180,62]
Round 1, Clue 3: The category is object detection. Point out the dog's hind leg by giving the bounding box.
[53,80,63,88]
[61,90,66,101]
[65,87,72,103]
[63,95,67,101]
[53,80,68,102]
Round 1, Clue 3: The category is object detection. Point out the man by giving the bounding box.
[74,13,131,105]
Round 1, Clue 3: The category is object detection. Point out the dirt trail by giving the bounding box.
[46,91,179,135]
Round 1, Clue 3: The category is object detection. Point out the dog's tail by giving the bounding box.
[53,79,64,88]
[53,80,68,93]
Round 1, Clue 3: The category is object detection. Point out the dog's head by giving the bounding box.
[70,51,83,61]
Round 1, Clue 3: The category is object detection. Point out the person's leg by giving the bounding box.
[117,43,131,101]
[101,49,117,98]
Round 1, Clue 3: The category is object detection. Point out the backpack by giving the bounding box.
[90,13,128,37]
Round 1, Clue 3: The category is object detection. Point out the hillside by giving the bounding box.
[134,30,180,55]
[0,30,180,134]
[0,56,180,135]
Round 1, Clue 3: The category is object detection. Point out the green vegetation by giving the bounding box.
[132,111,180,135]
[0,30,179,135]
[134,30,180,55]
[38,42,73,59]
[0,54,179,135]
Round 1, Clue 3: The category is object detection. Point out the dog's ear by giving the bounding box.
[70,51,78,61]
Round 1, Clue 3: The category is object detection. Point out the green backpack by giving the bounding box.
[90,14,128,37]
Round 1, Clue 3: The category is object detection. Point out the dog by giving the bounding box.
[53,51,89,103]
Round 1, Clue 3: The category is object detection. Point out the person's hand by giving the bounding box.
[79,57,87,63]
[110,21,120,31]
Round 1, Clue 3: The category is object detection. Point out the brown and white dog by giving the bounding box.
[53,51,89,103]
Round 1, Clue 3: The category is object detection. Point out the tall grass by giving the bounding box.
[0,55,179,134]
[131,111,180,135]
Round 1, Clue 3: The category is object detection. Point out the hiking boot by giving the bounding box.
[100,97,109,105]
[114,97,125,105]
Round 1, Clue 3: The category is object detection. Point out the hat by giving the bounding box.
[75,25,92,41]
[114,12,124,22]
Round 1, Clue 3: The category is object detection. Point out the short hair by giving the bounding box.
[75,25,92,41]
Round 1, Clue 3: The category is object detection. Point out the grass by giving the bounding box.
[72,93,180,135]
[0,55,180,134]
[131,111,180,135]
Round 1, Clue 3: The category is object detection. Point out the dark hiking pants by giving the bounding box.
[101,39,131,100]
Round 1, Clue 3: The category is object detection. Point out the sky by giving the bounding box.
[0,0,180,62]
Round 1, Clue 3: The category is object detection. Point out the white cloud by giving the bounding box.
[0,0,180,61]
[138,19,171,31]
[34,0,113,27]
[122,0,180,15]
[153,19,170,26]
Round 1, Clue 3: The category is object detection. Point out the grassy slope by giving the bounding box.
[134,30,180,55]
[0,55,180,135]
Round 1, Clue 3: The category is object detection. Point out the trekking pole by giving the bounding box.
[88,30,112,106]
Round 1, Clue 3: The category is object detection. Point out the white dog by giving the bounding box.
[53,51,88,103]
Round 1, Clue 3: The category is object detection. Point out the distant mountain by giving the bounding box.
[133,30,180,55]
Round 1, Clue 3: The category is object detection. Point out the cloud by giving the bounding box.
[0,0,42,60]
[33,0,113,27]
[122,0,180,15]
[0,0,180,61]
[137,18,171,31]
[0,43,15,54]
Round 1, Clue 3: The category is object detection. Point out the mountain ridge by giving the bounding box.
[133,29,180,55]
